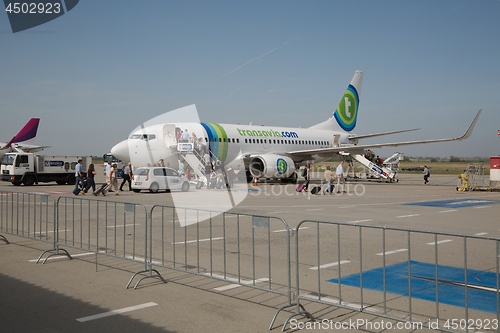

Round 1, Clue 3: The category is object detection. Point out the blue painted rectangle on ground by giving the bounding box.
[405,198,498,208]
[328,261,499,313]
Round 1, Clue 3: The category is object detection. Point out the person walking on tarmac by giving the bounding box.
[120,162,133,191]
[423,165,430,184]
[336,160,346,193]
[322,165,333,194]
[74,159,84,191]
[303,163,311,192]
[105,163,120,195]
[81,164,96,195]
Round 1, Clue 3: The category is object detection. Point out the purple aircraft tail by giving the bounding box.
[4,118,40,148]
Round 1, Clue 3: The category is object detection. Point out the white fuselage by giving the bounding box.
[111,122,351,170]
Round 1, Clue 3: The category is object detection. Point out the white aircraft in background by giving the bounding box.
[111,70,481,182]
[0,118,46,158]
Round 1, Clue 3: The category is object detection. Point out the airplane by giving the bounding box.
[0,118,47,158]
[110,70,482,182]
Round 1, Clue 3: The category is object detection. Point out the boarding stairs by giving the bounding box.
[351,152,403,182]
[177,143,217,186]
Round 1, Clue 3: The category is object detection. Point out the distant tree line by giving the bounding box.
[403,156,489,163]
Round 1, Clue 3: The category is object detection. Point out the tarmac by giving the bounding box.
[1,170,500,333]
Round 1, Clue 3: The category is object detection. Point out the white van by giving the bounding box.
[132,167,190,193]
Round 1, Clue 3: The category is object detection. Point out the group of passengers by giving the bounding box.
[75,160,133,196]
[301,161,347,194]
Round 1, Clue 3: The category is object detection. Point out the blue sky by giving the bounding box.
[1,0,499,158]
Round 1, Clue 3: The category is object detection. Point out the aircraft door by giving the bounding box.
[163,124,178,148]
[332,134,341,147]
[263,138,271,150]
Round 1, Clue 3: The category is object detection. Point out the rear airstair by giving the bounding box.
[351,152,403,182]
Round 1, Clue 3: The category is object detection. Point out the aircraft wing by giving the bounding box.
[348,128,420,141]
[288,109,482,158]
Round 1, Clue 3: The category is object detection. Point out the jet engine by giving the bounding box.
[249,154,296,179]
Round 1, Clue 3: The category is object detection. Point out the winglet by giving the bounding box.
[4,118,40,148]
[453,109,482,141]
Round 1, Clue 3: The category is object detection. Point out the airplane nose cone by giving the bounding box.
[111,140,130,162]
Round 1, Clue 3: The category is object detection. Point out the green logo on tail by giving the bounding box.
[334,84,359,132]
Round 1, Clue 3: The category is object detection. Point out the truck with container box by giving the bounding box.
[0,152,92,186]
[102,153,126,175]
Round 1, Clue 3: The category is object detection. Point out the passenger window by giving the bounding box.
[154,168,167,176]
[170,169,179,177]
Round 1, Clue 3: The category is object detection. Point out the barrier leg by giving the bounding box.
[281,309,315,332]
[36,248,72,264]
[126,269,168,290]
[269,302,313,331]
[0,235,9,244]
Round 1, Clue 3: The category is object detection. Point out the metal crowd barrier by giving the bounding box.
[3,190,499,332]
[0,191,292,301]
[55,196,149,266]
[273,219,500,332]
[0,190,56,250]
[140,205,292,302]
